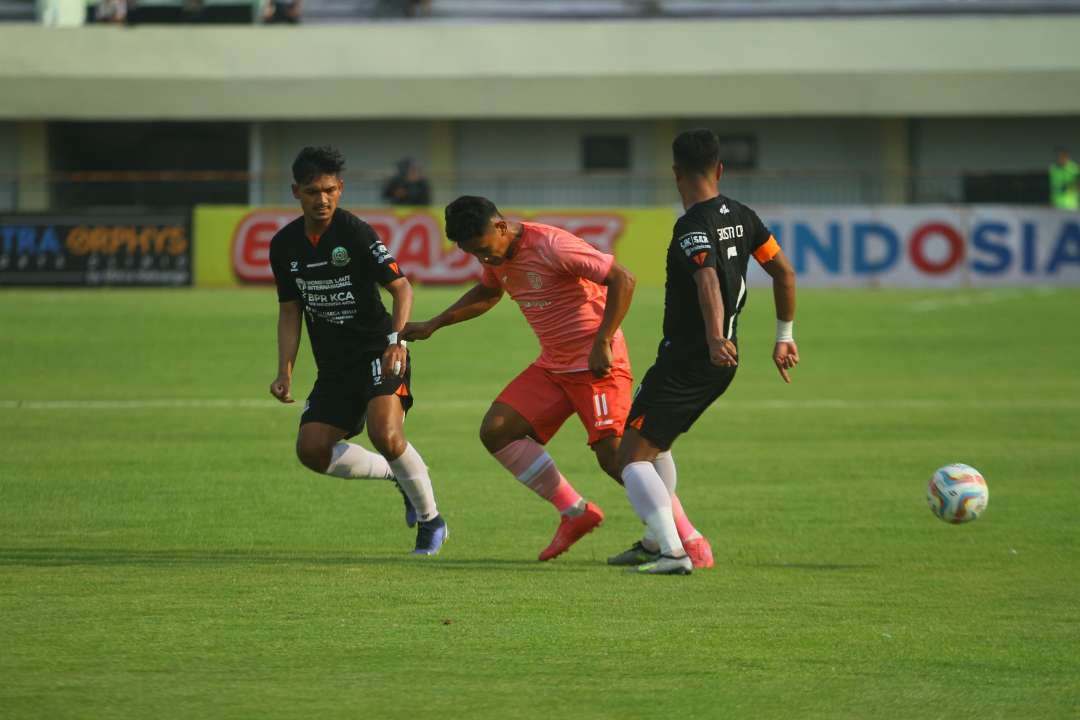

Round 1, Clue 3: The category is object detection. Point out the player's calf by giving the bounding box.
[590,436,622,484]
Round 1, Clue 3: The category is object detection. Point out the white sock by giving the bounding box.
[638,452,678,551]
[653,451,702,542]
[325,442,394,480]
[622,461,684,557]
[388,443,438,522]
[652,450,677,494]
[641,526,660,553]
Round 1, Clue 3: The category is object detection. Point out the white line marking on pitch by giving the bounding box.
[906,287,1057,313]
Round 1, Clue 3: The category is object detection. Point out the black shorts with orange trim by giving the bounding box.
[625,345,736,451]
[300,350,413,438]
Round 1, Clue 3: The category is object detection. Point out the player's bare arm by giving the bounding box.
[271,300,303,403]
[693,268,737,367]
[761,247,799,383]
[402,282,503,341]
[589,261,636,378]
[382,276,412,376]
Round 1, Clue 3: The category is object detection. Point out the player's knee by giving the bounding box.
[599,452,622,483]
[368,425,405,459]
[481,414,518,453]
[296,439,332,474]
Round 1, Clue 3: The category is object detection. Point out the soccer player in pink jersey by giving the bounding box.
[403,196,713,566]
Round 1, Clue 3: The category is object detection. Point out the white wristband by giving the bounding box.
[776,319,794,343]
[387,332,406,348]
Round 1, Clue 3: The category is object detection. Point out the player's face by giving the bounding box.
[461,218,513,266]
[292,174,343,223]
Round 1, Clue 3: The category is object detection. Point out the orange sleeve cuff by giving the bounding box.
[753,236,780,264]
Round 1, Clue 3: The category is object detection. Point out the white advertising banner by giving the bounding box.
[750,206,1080,287]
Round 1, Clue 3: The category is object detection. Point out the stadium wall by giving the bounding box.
[252,115,1078,208]
[193,205,1080,290]
[1,17,1079,120]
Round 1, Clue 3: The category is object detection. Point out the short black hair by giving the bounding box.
[292,146,345,185]
[445,195,500,244]
[673,129,721,176]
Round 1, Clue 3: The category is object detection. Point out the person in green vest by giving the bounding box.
[1050,147,1079,210]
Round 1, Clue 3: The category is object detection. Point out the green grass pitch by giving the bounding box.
[1,284,1078,719]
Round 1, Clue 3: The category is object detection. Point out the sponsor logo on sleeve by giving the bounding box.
[679,231,711,259]
[369,241,393,265]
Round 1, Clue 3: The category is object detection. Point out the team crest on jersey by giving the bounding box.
[526,272,543,289]
[719,204,730,214]
[331,246,350,267]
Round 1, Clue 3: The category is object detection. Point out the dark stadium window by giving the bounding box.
[716,135,757,170]
[49,122,249,211]
[582,135,631,171]
[962,172,1050,204]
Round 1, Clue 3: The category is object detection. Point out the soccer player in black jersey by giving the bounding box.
[613,129,799,575]
[268,146,447,555]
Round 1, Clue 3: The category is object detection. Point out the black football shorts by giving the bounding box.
[625,348,736,451]
[300,350,413,438]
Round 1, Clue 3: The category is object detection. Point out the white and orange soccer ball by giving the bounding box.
[927,463,989,524]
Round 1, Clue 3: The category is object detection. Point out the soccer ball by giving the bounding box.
[927,463,988,524]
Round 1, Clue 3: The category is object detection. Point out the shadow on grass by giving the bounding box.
[0,547,598,573]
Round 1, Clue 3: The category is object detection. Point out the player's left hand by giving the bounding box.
[382,343,408,378]
[589,339,614,378]
[773,341,799,383]
[402,320,436,341]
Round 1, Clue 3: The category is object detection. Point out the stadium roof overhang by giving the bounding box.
[1,16,1079,120]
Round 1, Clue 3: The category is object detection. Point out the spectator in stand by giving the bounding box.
[264,0,301,23]
[1050,147,1079,210]
[95,0,129,23]
[381,157,432,206]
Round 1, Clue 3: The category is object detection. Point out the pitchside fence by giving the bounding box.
[0,168,1053,213]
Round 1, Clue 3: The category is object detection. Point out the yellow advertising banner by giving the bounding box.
[193,206,677,289]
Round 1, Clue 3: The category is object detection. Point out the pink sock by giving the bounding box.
[493,438,583,513]
[671,493,699,541]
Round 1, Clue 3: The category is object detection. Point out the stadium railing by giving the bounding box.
[0,168,1053,212]
[21,0,1080,24]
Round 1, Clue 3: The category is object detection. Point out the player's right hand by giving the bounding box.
[707,337,738,368]
[773,341,799,383]
[270,373,294,403]
[402,320,436,341]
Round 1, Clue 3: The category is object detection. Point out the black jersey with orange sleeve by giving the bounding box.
[661,194,779,359]
[269,208,405,376]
